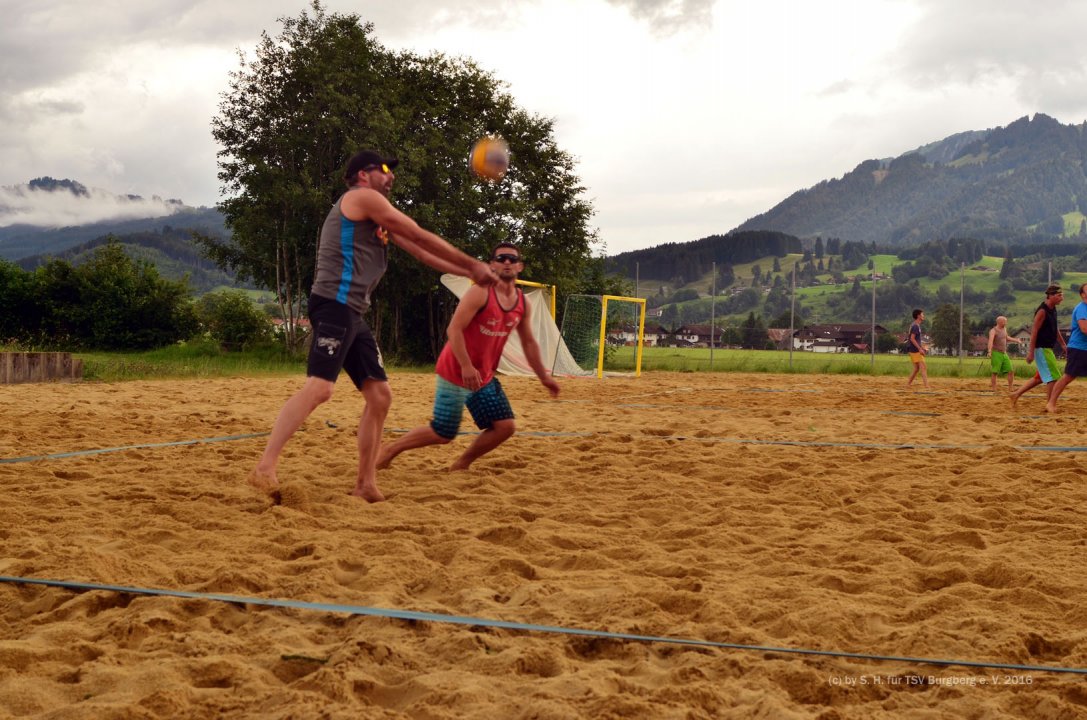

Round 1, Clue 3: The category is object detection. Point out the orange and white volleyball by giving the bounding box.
[469,136,510,181]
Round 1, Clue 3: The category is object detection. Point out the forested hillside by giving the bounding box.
[16,227,246,293]
[606,230,804,284]
[0,206,226,261]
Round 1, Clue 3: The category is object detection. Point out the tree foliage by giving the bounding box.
[930,302,970,354]
[740,312,768,349]
[0,243,196,349]
[606,230,801,282]
[197,290,273,350]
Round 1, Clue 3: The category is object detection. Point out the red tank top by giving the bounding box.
[436,286,524,387]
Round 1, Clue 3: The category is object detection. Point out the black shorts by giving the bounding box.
[306,294,387,389]
[1063,347,1087,378]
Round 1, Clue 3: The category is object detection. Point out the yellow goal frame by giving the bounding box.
[514,279,556,320]
[596,295,647,378]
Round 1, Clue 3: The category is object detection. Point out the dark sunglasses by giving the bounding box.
[491,253,522,264]
[361,163,391,174]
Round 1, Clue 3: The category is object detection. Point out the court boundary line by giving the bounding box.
[3,430,1084,465]
[2,575,1084,676]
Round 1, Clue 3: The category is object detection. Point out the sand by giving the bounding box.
[2,371,1086,719]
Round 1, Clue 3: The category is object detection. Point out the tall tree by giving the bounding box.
[740,311,768,349]
[203,4,395,350]
[930,302,968,354]
[717,263,735,290]
[204,2,602,358]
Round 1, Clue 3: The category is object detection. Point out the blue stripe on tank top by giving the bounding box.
[336,216,355,305]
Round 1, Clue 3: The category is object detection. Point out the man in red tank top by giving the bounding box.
[378,243,560,472]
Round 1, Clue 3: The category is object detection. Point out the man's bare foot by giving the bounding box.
[1009,395,1019,408]
[247,468,279,493]
[351,483,386,503]
[448,459,472,472]
[1045,404,1058,414]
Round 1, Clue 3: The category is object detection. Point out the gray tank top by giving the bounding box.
[311,195,389,314]
[991,327,1008,352]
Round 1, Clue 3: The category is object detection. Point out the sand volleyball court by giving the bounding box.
[2,372,1086,718]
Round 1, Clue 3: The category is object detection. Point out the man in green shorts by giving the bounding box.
[1010,284,1068,409]
[986,315,1021,392]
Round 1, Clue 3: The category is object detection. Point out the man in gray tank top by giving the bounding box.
[250,150,497,502]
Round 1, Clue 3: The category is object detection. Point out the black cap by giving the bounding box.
[344,150,399,180]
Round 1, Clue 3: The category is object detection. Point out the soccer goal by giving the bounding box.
[559,295,646,377]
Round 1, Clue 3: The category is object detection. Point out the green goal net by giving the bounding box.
[559,294,646,376]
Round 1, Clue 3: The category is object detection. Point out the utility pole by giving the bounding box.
[789,264,796,368]
[710,261,716,369]
[958,261,965,369]
[871,265,877,370]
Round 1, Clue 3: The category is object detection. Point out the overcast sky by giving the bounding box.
[3,0,1087,254]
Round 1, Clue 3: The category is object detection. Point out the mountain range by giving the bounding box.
[733,113,1087,247]
[0,178,235,292]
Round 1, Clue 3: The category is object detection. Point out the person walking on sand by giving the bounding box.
[905,308,929,389]
[987,316,1021,392]
[1044,284,1087,413]
[1010,284,1068,410]
[377,243,560,472]
[250,150,497,502]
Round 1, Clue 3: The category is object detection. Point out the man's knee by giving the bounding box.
[491,419,516,439]
[362,380,392,412]
[302,377,336,405]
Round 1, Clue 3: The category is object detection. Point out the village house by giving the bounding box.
[606,323,670,347]
[672,324,724,348]
[795,323,888,353]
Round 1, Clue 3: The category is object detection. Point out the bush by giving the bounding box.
[197,290,273,350]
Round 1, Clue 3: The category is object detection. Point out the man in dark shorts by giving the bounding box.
[377,242,560,471]
[250,150,496,502]
[1010,284,1068,410]
[1045,284,1087,413]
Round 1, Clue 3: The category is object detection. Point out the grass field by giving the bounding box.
[1,339,1039,383]
[618,346,1036,378]
[54,347,1034,382]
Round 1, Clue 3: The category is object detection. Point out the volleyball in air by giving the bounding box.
[469,136,510,181]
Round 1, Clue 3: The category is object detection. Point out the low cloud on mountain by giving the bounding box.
[0,180,184,229]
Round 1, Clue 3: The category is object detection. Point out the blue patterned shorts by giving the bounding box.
[430,376,514,440]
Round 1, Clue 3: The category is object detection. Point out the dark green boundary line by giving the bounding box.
[0,433,270,464]
[4,430,1085,465]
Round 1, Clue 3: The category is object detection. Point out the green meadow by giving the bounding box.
[615,346,1035,379]
[59,343,1027,382]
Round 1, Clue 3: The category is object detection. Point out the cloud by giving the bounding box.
[892,0,1087,115]
[604,0,715,33]
[0,182,183,228]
